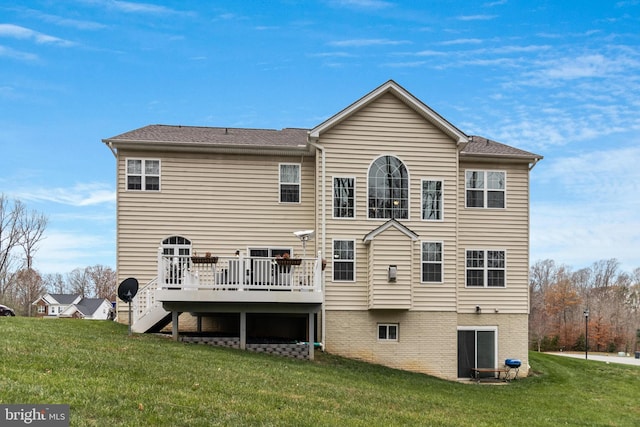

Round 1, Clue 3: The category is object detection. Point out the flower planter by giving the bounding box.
[276,258,302,266]
[191,256,218,264]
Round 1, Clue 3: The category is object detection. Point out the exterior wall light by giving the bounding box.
[388,265,397,282]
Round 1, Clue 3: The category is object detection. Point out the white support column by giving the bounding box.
[240,311,246,350]
[172,311,179,341]
[308,312,315,360]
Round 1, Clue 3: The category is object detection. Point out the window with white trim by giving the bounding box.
[466,250,505,287]
[37,305,45,314]
[422,180,443,220]
[332,239,354,281]
[378,323,398,341]
[421,241,443,283]
[127,159,160,191]
[465,170,505,208]
[280,163,300,203]
[333,177,355,218]
[368,155,408,219]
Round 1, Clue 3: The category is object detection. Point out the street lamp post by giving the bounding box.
[584,308,589,360]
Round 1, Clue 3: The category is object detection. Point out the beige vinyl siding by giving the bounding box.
[116,151,316,286]
[367,227,413,310]
[458,161,531,314]
[319,92,459,311]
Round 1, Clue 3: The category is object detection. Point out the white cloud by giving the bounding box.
[329,0,393,9]
[17,183,115,207]
[0,24,75,47]
[0,45,38,61]
[105,0,179,14]
[457,15,498,21]
[34,229,115,274]
[531,202,640,271]
[539,146,640,198]
[439,38,484,46]
[329,38,411,47]
[25,10,108,30]
[530,146,640,271]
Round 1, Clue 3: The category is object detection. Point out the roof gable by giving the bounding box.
[309,80,468,144]
[363,219,419,243]
[36,293,81,305]
[75,298,109,316]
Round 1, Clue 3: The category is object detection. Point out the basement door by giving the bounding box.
[457,328,497,378]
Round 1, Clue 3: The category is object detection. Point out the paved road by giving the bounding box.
[546,352,640,366]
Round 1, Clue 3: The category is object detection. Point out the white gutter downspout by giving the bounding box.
[308,138,326,351]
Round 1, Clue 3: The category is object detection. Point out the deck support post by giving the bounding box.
[308,311,314,360]
[240,311,246,350]
[172,311,179,341]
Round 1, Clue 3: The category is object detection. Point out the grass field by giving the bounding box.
[1,317,639,426]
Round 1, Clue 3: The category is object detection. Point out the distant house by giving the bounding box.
[32,293,113,320]
[102,80,542,380]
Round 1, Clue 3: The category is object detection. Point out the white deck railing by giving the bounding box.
[157,251,323,293]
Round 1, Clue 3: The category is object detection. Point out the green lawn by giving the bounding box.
[1,318,638,426]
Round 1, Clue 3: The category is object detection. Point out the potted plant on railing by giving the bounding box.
[191,251,218,264]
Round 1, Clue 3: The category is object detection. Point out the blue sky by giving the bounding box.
[1,0,639,275]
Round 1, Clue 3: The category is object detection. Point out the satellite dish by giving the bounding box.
[118,277,139,303]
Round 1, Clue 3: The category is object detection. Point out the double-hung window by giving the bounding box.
[422,180,443,220]
[333,239,354,281]
[333,177,355,218]
[127,159,160,191]
[421,241,443,283]
[378,324,398,341]
[465,170,505,208]
[466,250,506,287]
[280,163,300,203]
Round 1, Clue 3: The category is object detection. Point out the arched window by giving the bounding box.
[368,155,409,219]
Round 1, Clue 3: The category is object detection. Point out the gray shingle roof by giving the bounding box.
[50,294,81,304]
[75,298,107,316]
[105,125,541,162]
[105,125,309,148]
[462,136,543,160]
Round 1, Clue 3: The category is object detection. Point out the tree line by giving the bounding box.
[0,195,116,316]
[530,258,640,353]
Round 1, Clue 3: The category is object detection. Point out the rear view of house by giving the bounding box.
[103,80,542,380]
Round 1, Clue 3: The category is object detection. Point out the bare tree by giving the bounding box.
[0,196,24,300]
[530,259,561,351]
[67,268,92,298]
[43,273,67,294]
[14,268,46,316]
[87,265,117,301]
[589,259,620,288]
[17,208,47,270]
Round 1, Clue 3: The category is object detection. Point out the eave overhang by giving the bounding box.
[363,219,419,244]
[102,138,314,157]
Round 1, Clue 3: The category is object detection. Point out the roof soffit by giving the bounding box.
[309,80,468,144]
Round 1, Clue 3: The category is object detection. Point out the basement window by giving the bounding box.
[378,323,398,342]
